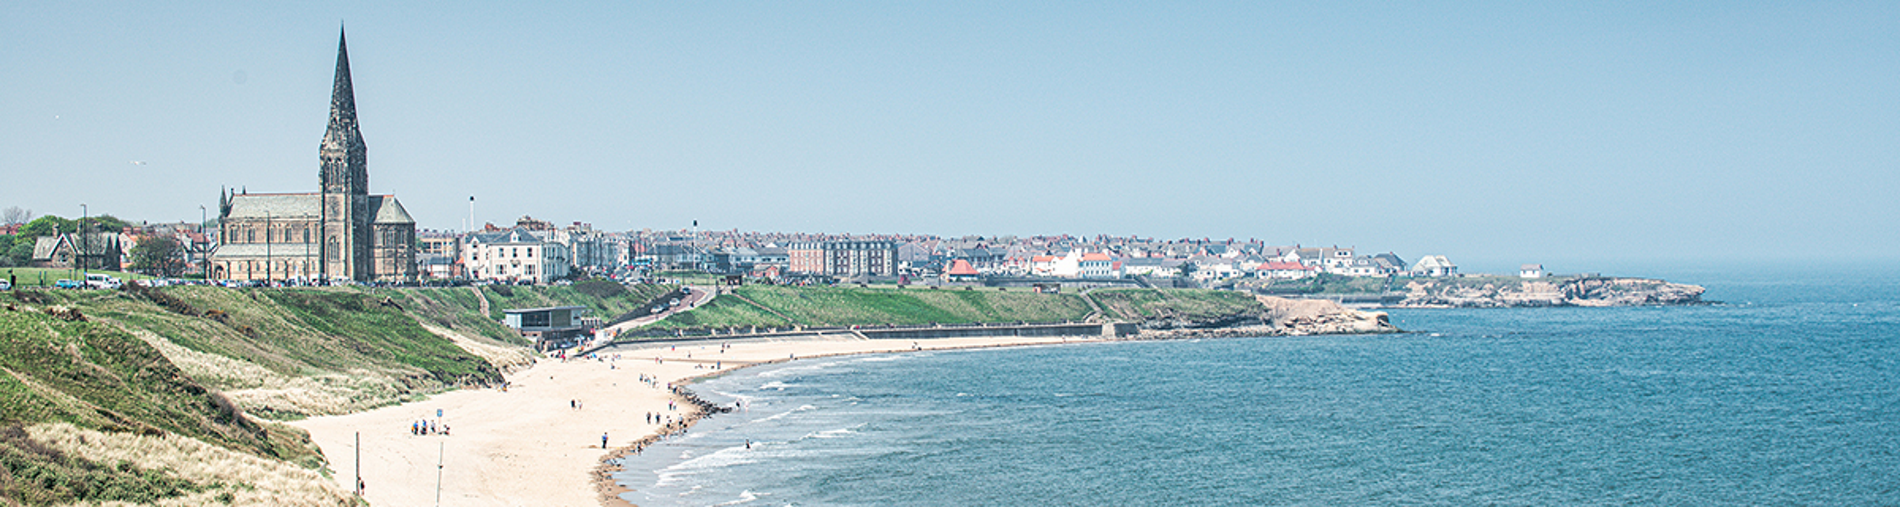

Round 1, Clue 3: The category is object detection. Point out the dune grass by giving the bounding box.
[0,296,334,505]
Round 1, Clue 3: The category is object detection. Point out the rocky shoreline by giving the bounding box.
[1391,276,1707,308]
[1128,295,1403,339]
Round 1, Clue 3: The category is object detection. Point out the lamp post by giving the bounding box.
[79,203,87,281]
[199,205,208,278]
[265,210,272,284]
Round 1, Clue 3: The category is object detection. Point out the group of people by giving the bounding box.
[410,419,448,436]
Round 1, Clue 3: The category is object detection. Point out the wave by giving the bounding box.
[712,490,761,506]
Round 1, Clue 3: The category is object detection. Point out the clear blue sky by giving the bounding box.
[4,2,1895,272]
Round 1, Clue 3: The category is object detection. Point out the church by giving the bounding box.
[210,29,417,282]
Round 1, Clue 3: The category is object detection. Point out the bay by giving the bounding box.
[615,266,1900,506]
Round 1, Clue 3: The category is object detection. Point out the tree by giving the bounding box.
[78,214,131,234]
[2,206,29,226]
[18,215,77,238]
[5,241,32,267]
[1176,262,1198,279]
[130,236,186,277]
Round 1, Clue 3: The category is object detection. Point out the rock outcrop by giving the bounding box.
[1396,276,1705,308]
[1257,296,1401,334]
[1130,295,1401,339]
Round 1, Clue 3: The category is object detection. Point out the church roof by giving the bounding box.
[369,195,414,224]
[209,243,321,259]
[226,193,320,219]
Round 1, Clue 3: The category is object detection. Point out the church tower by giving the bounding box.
[319,27,370,280]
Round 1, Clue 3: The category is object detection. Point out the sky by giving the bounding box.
[4,2,1896,272]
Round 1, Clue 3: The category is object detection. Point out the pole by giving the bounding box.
[435,441,444,507]
[265,211,272,283]
[79,204,87,280]
[354,431,361,496]
[199,205,208,278]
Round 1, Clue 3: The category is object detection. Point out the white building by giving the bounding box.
[464,227,572,284]
[1410,255,1457,277]
[1520,264,1544,278]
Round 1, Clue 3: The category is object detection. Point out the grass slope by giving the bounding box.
[0,296,320,506]
[75,286,503,419]
[477,283,677,323]
[1090,288,1264,322]
[1,267,154,288]
[648,285,1094,330]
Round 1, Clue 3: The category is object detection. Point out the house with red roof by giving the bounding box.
[942,258,981,282]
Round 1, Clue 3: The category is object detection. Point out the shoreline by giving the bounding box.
[290,335,1099,507]
[587,337,1109,507]
[289,297,1395,507]
[585,322,1405,506]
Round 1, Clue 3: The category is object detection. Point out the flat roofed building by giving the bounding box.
[503,305,591,351]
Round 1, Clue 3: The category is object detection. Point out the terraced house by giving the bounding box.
[210,29,417,282]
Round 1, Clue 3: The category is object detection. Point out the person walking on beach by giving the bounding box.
[602,433,610,449]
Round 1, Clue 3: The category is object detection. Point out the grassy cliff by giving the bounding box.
[636,285,1276,335]
[647,285,1095,331]
[0,294,332,506]
[2,281,673,506]
[1089,288,1264,322]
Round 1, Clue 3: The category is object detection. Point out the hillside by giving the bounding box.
[646,285,1095,332]
[1,293,348,506]
[638,285,1293,336]
[2,281,674,506]
[1090,288,1265,324]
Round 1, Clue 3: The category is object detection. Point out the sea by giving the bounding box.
[613,265,1900,506]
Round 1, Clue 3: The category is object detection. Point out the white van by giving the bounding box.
[84,273,121,290]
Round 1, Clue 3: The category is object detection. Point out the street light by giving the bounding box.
[79,203,87,281]
[200,205,208,278]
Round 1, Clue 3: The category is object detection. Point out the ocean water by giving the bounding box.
[614,267,1900,506]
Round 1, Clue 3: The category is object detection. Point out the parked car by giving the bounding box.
[0,279,11,291]
[55,279,82,289]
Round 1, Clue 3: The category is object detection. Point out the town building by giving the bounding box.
[30,232,122,270]
[1520,264,1545,278]
[502,306,592,351]
[826,240,897,278]
[463,227,572,283]
[1410,255,1457,277]
[209,29,416,282]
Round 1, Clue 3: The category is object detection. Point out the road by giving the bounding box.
[590,285,716,344]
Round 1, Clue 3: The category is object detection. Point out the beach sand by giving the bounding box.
[292,334,1093,507]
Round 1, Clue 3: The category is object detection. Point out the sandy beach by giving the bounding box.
[291,334,1094,507]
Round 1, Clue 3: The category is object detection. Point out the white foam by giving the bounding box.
[712,490,761,506]
[749,404,817,424]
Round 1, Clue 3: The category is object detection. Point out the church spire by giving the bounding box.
[320,25,367,195]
